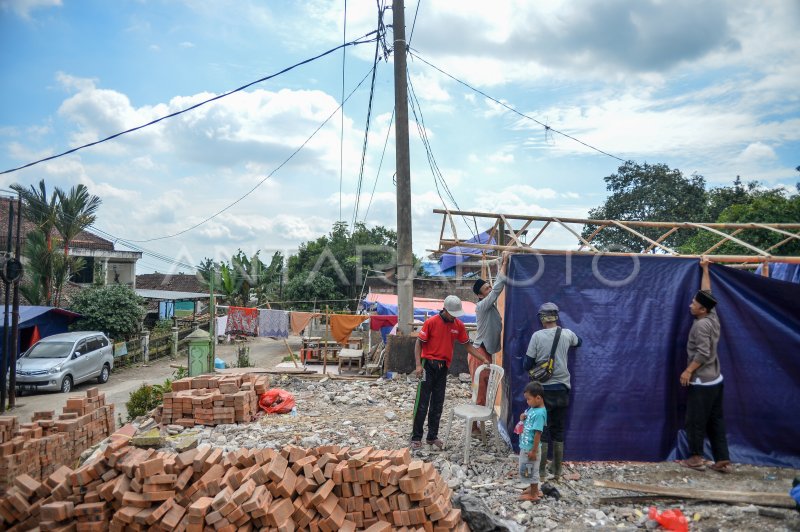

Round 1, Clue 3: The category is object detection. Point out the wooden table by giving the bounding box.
[338,348,363,372]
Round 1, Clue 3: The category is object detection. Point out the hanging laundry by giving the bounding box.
[290,311,320,335]
[369,315,398,330]
[215,315,228,337]
[225,307,259,336]
[329,314,368,345]
[258,309,290,338]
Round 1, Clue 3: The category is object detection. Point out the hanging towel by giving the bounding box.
[290,311,320,335]
[215,315,228,336]
[330,314,369,345]
[369,315,398,330]
[258,309,290,338]
[225,307,259,336]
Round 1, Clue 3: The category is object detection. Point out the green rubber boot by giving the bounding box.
[538,442,549,480]
[553,441,565,479]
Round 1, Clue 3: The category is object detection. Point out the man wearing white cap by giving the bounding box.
[410,295,487,450]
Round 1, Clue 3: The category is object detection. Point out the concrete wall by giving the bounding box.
[366,277,478,305]
[384,334,469,376]
[107,261,136,286]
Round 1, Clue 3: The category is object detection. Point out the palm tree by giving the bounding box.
[55,184,101,255]
[11,180,59,305]
[54,184,101,304]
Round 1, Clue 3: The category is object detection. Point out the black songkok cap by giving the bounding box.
[472,278,488,296]
[695,290,717,311]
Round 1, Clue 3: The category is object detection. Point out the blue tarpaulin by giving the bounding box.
[0,306,82,359]
[755,262,800,284]
[363,297,477,343]
[438,230,495,273]
[502,254,800,468]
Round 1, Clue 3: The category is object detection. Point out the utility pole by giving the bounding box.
[393,0,413,335]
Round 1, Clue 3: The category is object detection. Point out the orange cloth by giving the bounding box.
[329,314,368,345]
[290,312,320,335]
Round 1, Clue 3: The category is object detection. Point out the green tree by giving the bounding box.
[12,180,60,304]
[12,180,100,306]
[198,250,284,306]
[69,284,145,340]
[286,221,397,310]
[680,188,800,256]
[53,184,101,304]
[282,271,340,310]
[582,161,707,251]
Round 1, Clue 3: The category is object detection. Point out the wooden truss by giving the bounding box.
[431,209,800,275]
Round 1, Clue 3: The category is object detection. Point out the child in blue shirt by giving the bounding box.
[518,381,547,501]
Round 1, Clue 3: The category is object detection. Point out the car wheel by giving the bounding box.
[61,375,73,394]
[98,364,110,384]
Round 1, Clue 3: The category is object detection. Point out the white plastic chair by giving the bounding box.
[443,363,505,465]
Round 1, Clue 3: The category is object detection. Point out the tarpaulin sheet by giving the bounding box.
[502,254,800,468]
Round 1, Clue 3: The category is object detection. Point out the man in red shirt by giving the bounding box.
[411,295,489,450]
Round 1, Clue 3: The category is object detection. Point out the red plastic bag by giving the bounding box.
[648,506,689,532]
[258,388,296,414]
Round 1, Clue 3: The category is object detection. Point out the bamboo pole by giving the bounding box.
[432,208,800,230]
[434,240,800,263]
[323,306,329,375]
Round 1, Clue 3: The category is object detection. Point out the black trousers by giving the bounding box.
[686,382,730,461]
[542,388,570,444]
[411,359,448,442]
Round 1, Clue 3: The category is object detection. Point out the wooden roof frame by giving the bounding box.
[429,209,800,276]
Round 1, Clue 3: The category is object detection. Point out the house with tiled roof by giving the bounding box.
[0,197,142,292]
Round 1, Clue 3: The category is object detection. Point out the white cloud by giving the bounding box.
[0,0,61,19]
[736,142,777,163]
[179,41,195,48]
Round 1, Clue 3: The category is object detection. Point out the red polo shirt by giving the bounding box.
[418,313,470,366]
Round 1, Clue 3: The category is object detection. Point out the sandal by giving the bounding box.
[410,441,422,450]
[678,459,706,471]
[710,461,732,474]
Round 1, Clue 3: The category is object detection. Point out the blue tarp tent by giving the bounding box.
[363,294,477,343]
[502,254,800,468]
[755,262,800,284]
[0,306,81,358]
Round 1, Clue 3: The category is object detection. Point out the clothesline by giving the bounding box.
[222,306,369,346]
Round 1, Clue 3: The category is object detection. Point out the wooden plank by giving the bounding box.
[593,480,796,509]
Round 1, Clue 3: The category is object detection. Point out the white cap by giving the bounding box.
[443,295,464,317]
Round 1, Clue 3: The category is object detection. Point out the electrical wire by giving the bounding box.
[406,70,479,239]
[362,108,394,222]
[0,31,379,176]
[408,0,422,47]
[350,1,386,229]
[120,63,378,244]
[339,0,348,222]
[408,50,626,163]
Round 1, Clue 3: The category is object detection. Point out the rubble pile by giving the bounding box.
[0,388,115,494]
[0,436,467,531]
[157,374,270,427]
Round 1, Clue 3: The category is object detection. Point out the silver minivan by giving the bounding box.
[15,331,114,393]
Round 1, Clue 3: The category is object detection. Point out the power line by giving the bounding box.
[408,50,627,163]
[351,2,386,228]
[408,0,422,47]
[362,109,394,222]
[0,31,379,176]
[406,69,479,239]
[123,63,378,243]
[339,0,348,222]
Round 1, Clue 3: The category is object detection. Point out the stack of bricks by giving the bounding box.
[0,439,467,531]
[0,387,115,495]
[159,374,268,427]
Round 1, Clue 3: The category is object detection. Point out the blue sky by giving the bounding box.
[1,0,798,274]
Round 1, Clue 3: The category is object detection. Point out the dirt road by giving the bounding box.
[4,336,295,424]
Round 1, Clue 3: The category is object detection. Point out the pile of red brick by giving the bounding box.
[0,388,115,495]
[0,439,467,531]
[158,374,270,427]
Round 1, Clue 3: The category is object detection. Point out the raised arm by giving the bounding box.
[700,256,711,291]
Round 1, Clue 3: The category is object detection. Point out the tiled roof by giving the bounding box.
[0,198,114,251]
[136,272,206,293]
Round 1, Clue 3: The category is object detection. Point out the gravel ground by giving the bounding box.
[155,373,799,531]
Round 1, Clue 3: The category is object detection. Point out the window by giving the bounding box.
[87,337,103,352]
[75,340,89,356]
[70,257,95,284]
